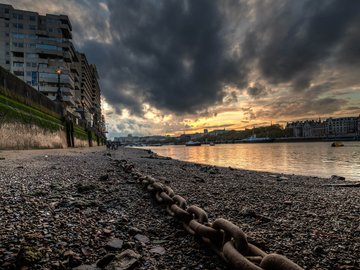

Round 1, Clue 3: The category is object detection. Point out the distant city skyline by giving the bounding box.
[5,0,360,139]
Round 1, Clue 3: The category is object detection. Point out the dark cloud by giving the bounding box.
[242,107,256,120]
[82,0,248,116]
[80,0,360,119]
[247,83,268,99]
[244,0,360,91]
[257,96,348,119]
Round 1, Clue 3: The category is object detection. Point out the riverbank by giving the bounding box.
[0,147,359,269]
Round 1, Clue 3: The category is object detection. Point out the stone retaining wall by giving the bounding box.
[0,122,67,149]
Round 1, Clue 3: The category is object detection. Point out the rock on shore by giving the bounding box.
[0,147,359,269]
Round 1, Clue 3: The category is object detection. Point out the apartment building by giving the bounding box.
[324,117,358,135]
[78,52,93,124]
[75,53,103,129]
[0,3,104,131]
[90,64,101,129]
[287,116,360,137]
[0,4,82,111]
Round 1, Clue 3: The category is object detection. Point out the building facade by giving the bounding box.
[0,4,78,109]
[286,116,360,138]
[324,117,358,135]
[0,4,104,130]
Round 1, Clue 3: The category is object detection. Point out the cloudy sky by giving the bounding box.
[7,0,360,138]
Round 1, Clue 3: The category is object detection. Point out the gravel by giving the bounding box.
[0,146,359,269]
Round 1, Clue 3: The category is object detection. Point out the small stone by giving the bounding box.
[103,228,112,234]
[134,234,150,244]
[107,238,123,250]
[99,174,109,181]
[16,246,43,266]
[63,250,76,257]
[150,246,165,255]
[81,247,91,256]
[96,254,116,268]
[128,227,141,235]
[73,265,100,270]
[106,249,141,270]
[331,175,346,181]
[313,245,324,254]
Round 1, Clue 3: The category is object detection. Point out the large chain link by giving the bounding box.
[118,161,304,270]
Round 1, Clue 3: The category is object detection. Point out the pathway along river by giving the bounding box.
[138,141,360,181]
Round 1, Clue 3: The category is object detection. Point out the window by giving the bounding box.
[13,13,23,20]
[26,62,31,67]
[31,71,38,85]
[32,63,37,67]
[5,60,9,64]
[29,25,36,30]
[5,32,9,37]
[26,71,31,76]
[28,43,36,48]
[12,33,25,39]
[26,53,38,59]
[13,42,24,48]
[13,51,24,57]
[36,43,60,51]
[13,62,24,67]
[13,23,24,29]
[29,15,36,21]
[4,8,9,14]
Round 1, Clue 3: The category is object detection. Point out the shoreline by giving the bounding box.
[0,147,359,269]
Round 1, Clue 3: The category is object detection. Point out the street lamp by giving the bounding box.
[55,67,63,102]
[37,63,40,92]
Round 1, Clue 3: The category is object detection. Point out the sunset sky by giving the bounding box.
[6,0,360,138]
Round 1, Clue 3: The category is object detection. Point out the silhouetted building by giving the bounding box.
[287,116,360,137]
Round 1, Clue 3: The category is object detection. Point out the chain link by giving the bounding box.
[118,161,304,270]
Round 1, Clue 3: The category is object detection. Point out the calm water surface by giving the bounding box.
[139,142,360,181]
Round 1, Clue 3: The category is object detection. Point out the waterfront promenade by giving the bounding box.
[0,147,359,269]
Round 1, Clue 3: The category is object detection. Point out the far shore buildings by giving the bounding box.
[286,116,360,138]
[0,4,104,131]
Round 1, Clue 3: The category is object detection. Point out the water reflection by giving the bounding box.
[140,142,360,181]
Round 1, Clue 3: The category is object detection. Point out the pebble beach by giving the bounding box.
[0,146,359,269]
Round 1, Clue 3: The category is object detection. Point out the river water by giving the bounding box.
[139,142,360,181]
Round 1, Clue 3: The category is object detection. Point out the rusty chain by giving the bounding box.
[117,160,304,270]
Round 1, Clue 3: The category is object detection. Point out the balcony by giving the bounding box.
[46,93,76,107]
[35,48,63,57]
[62,96,76,106]
[36,29,48,36]
[60,23,72,39]
[40,86,73,96]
